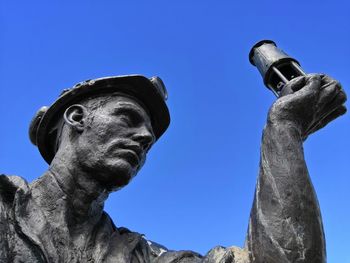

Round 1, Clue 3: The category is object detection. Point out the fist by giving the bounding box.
[268,74,347,139]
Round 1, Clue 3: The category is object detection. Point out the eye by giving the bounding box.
[113,108,144,126]
[120,115,133,126]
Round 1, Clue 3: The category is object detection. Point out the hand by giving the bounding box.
[268,74,347,139]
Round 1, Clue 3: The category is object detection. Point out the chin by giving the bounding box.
[101,159,138,190]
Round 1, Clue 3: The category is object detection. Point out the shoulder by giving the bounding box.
[0,174,29,204]
[0,175,29,261]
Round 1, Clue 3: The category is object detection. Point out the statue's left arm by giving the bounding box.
[246,74,347,263]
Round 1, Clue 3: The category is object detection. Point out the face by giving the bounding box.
[74,96,155,191]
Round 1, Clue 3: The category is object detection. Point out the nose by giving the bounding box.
[132,125,155,151]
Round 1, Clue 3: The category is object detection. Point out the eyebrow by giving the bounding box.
[113,103,154,131]
[113,102,147,117]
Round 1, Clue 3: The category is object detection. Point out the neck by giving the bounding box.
[30,150,109,234]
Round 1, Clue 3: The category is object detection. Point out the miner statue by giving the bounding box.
[0,65,346,261]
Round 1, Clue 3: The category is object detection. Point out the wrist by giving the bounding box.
[267,103,305,137]
[265,118,303,138]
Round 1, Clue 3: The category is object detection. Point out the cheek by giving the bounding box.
[78,116,130,161]
[87,116,125,144]
[90,116,113,141]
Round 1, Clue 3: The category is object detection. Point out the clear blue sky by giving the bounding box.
[0,1,349,262]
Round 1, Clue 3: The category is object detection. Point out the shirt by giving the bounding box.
[0,174,249,263]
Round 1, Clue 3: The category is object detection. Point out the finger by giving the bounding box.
[293,74,322,100]
[305,105,347,136]
[305,80,346,138]
[288,76,306,92]
[305,106,346,139]
[317,82,341,110]
[320,88,347,114]
[321,74,338,85]
[303,106,345,141]
[306,89,346,137]
[308,89,346,134]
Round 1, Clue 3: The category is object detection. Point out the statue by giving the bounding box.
[0,69,346,262]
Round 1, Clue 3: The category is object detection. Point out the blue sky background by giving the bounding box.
[0,1,349,262]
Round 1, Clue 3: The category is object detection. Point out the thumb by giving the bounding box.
[289,76,306,92]
[294,74,322,97]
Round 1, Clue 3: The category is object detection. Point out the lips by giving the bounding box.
[118,149,140,167]
[117,143,143,167]
[124,144,142,160]
[107,139,144,167]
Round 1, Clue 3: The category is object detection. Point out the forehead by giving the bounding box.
[94,95,151,118]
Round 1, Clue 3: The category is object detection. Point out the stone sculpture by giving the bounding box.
[0,73,346,262]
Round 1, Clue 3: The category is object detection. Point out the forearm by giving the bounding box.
[247,121,325,263]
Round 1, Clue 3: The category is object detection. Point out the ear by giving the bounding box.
[63,104,88,133]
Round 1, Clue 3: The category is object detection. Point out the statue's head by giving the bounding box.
[29,75,170,191]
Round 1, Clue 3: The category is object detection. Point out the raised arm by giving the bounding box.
[246,74,347,263]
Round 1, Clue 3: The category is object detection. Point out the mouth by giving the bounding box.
[125,144,143,159]
[119,149,140,167]
[118,143,143,167]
